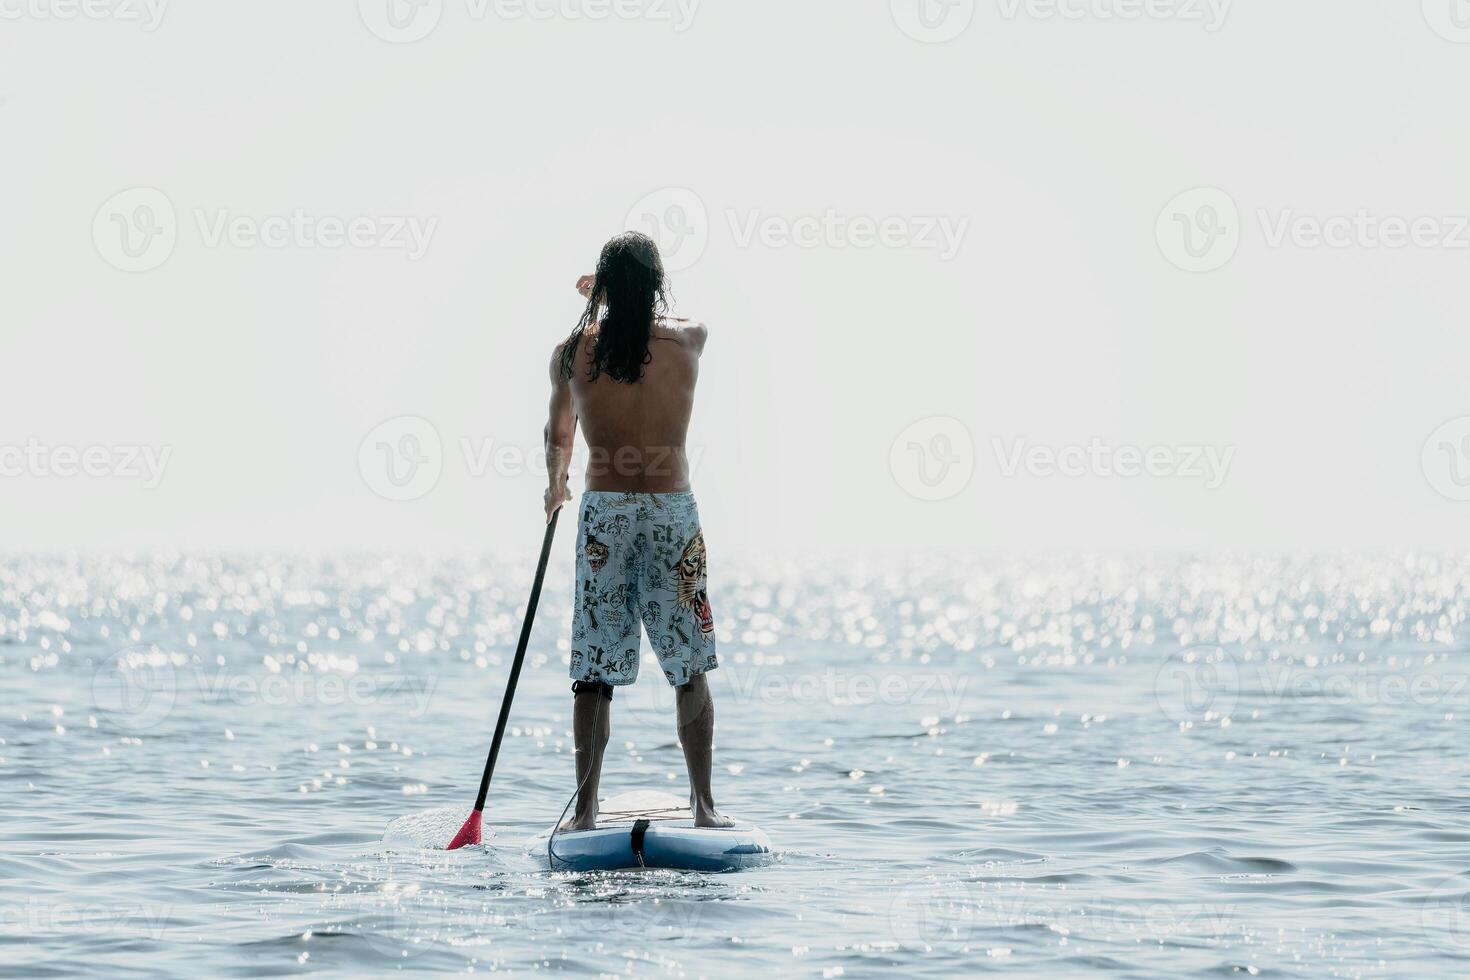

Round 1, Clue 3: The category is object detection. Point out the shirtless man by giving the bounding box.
[543,231,732,831]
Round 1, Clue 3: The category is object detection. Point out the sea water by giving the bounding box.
[3,552,1469,977]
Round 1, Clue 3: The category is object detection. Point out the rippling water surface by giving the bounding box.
[5,552,1470,978]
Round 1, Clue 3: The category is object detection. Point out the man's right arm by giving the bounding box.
[544,345,577,523]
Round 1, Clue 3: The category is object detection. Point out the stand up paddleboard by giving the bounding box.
[527,790,773,872]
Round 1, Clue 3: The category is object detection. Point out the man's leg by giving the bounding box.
[675,673,734,828]
[563,684,610,831]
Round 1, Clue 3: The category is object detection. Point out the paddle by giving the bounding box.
[446,508,560,849]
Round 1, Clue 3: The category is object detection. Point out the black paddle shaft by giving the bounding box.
[473,508,560,813]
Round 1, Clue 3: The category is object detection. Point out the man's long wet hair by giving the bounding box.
[558,232,670,384]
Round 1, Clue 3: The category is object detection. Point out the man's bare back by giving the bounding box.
[547,316,708,498]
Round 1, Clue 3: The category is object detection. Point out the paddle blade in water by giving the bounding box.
[446,810,482,850]
[382,806,490,850]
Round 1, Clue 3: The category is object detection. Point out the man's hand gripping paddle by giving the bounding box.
[446,509,560,849]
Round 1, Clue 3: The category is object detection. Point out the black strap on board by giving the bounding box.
[631,818,651,867]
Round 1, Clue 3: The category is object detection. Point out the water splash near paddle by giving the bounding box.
[382,806,490,850]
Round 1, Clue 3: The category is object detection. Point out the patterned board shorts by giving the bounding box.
[569,490,718,688]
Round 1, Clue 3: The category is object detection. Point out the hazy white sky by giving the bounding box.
[3,0,1469,557]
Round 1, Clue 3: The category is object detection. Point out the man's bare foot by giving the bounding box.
[691,796,735,829]
[558,811,597,832]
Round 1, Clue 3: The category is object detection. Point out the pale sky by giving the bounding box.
[3,0,1469,557]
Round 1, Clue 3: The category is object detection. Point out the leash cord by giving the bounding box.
[547,693,605,871]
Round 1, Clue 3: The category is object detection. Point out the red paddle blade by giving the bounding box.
[445,810,482,850]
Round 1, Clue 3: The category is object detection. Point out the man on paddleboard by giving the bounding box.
[543,231,733,832]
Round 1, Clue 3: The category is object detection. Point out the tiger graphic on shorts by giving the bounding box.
[584,534,609,574]
[675,530,715,635]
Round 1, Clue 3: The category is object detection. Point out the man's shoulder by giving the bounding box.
[657,317,709,353]
[549,337,575,379]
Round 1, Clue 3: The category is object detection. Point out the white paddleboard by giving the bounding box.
[526,789,773,872]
